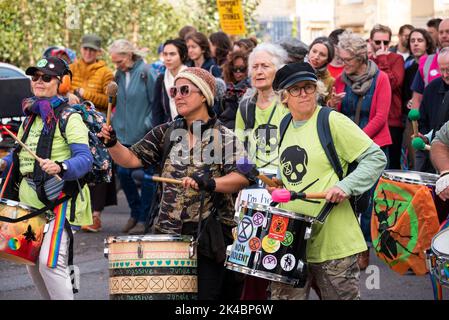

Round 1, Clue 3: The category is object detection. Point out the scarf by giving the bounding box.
[341,60,379,96]
[22,96,67,135]
[164,65,188,120]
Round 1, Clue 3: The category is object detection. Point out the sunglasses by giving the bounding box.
[31,74,55,83]
[169,84,201,98]
[374,40,390,46]
[232,66,247,73]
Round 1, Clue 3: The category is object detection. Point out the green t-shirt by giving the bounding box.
[235,98,289,171]
[17,114,92,227]
[278,106,371,263]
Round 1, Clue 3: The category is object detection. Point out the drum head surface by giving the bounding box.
[382,170,438,186]
[107,234,193,243]
[433,229,449,256]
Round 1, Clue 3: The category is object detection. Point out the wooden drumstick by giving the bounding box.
[150,175,183,185]
[105,81,118,143]
[257,174,279,188]
[3,127,62,181]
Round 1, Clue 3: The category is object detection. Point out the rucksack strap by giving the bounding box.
[278,113,293,149]
[423,54,435,87]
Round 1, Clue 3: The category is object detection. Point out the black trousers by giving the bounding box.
[388,126,404,170]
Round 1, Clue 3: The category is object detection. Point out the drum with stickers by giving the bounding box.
[428,227,449,293]
[226,201,313,287]
[0,199,45,265]
[104,234,197,300]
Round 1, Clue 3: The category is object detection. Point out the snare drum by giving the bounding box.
[428,228,449,289]
[0,199,45,265]
[226,202,313,287]
[371,170,442,275]
[105,235,197,300]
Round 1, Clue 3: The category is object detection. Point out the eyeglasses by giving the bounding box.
[169,84,201,98]
[232,66,247,73]
[31,74,55,83]
[374,40,390,46]
[287,84,317,97]
[341,55,358,64]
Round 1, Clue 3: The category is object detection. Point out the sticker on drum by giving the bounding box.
[262,236,280,253]
[280,254,296,272]
[268,215,289,241]
[281,231,294,247]
[237,217,255,243]
[252,212,265,227]
[262,255,278,270]
[248,237,261,251]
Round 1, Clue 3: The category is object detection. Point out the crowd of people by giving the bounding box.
[3,18,449,301]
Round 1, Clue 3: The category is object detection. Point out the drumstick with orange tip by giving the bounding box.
[105,81,118,144]
[3,127,62,181]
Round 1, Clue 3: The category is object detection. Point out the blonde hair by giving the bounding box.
[108,39,147,61]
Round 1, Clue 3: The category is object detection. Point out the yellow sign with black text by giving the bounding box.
[216,0,246,35]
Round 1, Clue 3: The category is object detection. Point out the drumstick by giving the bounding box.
[412,137,431,151]
[105,81,118,144]
[3,127,62,181]
[408,109,420,137]
[236,157,279,187]
[150,175,183,185]
[272,189,327,203]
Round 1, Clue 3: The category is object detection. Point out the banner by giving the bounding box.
[216,0,246,35]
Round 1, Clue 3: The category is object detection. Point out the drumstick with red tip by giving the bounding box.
[3,127,62,181]
[236,157,279,187]
[272,189,327,202]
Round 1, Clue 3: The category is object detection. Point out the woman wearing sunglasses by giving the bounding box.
[306,37,335,104]
[99,67,252,300]
[218,51,251,129]
[153,39,189,124]
[0,57,93,299]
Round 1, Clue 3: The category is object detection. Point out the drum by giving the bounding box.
[371,170,443,275]
[428,228,449,289]
[104,235,197,300]
[226,201,313,287]
[0,199,45,265]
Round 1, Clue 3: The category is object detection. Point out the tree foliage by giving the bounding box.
[0,0,260,69]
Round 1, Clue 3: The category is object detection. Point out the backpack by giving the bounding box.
[278,107,371,222]
[59,101,113,185]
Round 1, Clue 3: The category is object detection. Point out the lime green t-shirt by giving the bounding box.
[17,114,92,227]
[278,106,372,263]
[235,98,289,171]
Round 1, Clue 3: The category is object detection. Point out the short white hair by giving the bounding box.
[248,42,288,76]
[108,39,146,60]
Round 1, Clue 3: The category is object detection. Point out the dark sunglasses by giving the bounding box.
[232,66,247,73]
[169,84,201,98]
[374,40,390,46]
[31,74,55,83]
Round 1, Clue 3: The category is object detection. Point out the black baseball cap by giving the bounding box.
[25,57,71,78]
[273,62,318,91]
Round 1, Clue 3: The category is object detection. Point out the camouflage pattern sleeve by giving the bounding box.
[129,123,170,168]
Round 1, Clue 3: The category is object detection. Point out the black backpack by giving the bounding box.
[278,107,371,222]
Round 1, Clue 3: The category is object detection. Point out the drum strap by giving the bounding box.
[64,219,78,294]
[0,194,71,223]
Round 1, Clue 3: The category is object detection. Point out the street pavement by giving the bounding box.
[0,191,447,300]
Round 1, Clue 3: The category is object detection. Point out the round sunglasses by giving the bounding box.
[169,84,201,98]
[232,66,247,73]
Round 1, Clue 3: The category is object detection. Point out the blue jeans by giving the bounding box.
[117,165,156,223]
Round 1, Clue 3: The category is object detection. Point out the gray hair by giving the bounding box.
[248,42,288,76]
[108,39,146,60]
[337,31,368,63]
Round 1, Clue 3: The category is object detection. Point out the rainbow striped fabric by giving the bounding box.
[46,193,68,268]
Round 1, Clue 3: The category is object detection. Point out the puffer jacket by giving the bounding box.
[69,59,114,112]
